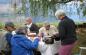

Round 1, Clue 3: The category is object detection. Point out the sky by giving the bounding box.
[0,0,10,4]
[0,0,10,13]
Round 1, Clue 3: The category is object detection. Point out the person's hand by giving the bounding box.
[52,33,60,41]
[52,32,58,35]
[34,36,41,41]
[51,33,58,39]
[37,33,43,40]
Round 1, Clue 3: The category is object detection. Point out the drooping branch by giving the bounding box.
[20,0,85,17]
[50,0,74,4]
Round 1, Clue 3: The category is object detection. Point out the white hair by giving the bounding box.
[55,9,66,18]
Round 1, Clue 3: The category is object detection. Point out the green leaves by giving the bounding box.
[83,8,86,16]
[21,0,26,14]
[80,0,83,2]
[19,0,86,17]
[29,0,57,17]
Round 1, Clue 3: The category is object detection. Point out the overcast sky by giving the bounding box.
[0,0,10,4]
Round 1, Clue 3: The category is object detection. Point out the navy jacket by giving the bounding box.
[55,16,77,45]
[11,35,39,55]
[5,32,13,46]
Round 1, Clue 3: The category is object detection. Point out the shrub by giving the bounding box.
[0,22,4,29]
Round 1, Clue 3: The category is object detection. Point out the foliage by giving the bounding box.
[15,0,86,17]
[80,0,83,2]
[72,28,86,55]
[29,0,74,17]
[21,0,26,14]
[36,22,59,27]
[80,0,86,16]
[0,22,4,29]
[83,8,86,16]
[19,0,74,17]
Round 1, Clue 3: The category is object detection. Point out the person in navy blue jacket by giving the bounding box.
[4,22,16,55]
[5,22,16,46]
[54,10,77,55]
[11,27,40,55]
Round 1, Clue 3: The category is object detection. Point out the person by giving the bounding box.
[39,22,58,36]
[25,17,41,55]
[38,22,60,55]
[53,9,77,55]
[4,22,16,55]
[25,17,39,34]
[0,29,7,55]
[11,27,40,55]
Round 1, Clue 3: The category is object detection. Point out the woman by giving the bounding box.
[11,27,40,55]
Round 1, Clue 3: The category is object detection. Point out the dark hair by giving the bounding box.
[5,22,15,29]
[16,27,27,35]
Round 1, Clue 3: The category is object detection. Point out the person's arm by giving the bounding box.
[38,28,43,37]
[5,33,12,44]
[53,26,58,32]
[58,21,66,38]
[52,25,58,34]
[52,21,66,41]
[18,37,39,50]
[32,24,39,34]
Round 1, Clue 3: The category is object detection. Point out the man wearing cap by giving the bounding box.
[38,22,60,55]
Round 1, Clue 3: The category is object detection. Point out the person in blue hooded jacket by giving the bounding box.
[11,27,40,55]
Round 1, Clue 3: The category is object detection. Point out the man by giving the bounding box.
[25,17,39,34]
[4,22,16,55]
[25,17,40,55]
[38,22,60,55]
[54,9,77,55]
[39,22,58,37]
